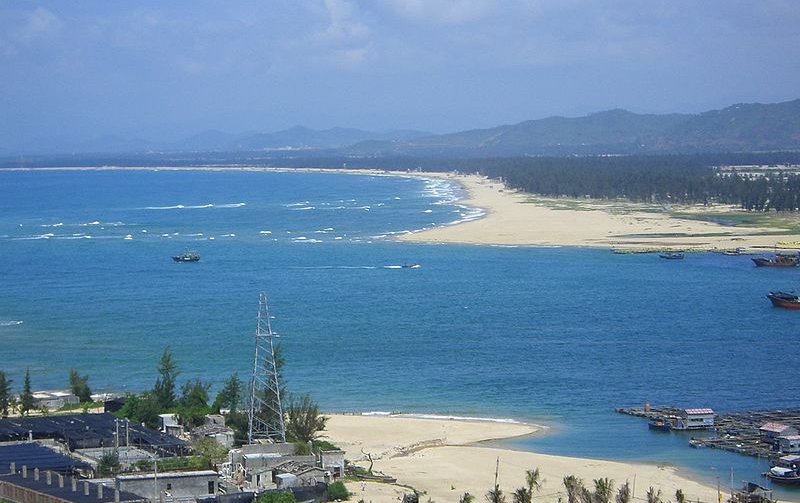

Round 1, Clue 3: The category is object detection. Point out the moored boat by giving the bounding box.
[752,254,799,267]
[660,252,684,260]
[764,455,800,485]
[766,291,800,310]
[648,418,672,431]
[172,251,200,262]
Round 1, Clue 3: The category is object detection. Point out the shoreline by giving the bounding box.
[6,165,798,251]
[323,413,751,503]
[396,171,800,251]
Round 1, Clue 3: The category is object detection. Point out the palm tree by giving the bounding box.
[513,488,531,503]
[486,458,506,503]
[526,468,543,498]
[615,481,631,503]
[486,486,506,503]
[646,487,662,503]
[594,478,615,503]
[563,476,583,503]
[579,487,593,503]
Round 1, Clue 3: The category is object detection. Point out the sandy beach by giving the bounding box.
[324,414,735,503]
[11,165,798,251]
[397,171,800,251]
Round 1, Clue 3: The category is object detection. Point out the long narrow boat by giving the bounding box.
[752,254,799,267]
[766,291,800,310]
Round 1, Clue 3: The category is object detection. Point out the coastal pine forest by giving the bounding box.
[8,151,800,212]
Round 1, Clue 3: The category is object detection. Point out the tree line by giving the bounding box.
[279,151,800,212]
[0,367,95,417]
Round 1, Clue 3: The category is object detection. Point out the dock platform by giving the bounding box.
[617,405,800,459]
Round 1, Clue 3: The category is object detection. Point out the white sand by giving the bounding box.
[324,414,752,503]
[397,172,800,251]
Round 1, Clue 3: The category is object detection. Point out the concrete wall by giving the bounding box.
[116,472,219,501]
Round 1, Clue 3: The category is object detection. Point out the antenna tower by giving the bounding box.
[248,292,286,443]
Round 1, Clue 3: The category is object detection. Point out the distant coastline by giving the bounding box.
[5,164,799,252]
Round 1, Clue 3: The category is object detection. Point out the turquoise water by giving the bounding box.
[0,169,798,495]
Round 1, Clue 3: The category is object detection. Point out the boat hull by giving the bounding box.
[767,293,800,310]
[752,257,798,267]
[765,473,800,485]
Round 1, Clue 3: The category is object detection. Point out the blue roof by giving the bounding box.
[0,413,187,454]
[0,443,90,473]
[0,473,146,503]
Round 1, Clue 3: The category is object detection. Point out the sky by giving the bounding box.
[1,0,799,152]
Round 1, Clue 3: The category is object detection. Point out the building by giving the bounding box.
[190,417,235,450]
[0,443,91,477]
[0,469,146,503]
[759,422,798,443]
[32,391,79,411]
[157,415,184,438]
[115,470,219,502]
[318,450,345,479]
[673,408,715,430]
[0,414,188,456]
[272,460,327,489]
[777,436,800,454]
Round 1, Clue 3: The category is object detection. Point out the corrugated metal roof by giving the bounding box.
[684,408,714,415]
[760,422,795,432]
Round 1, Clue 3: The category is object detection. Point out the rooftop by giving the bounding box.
[0,472,146,503]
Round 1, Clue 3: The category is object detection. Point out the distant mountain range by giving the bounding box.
[345,99,800,156]
[4,99,800,158]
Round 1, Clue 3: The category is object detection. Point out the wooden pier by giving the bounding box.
[617,405,800,459]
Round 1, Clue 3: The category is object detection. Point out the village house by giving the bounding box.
[759,422,798,444]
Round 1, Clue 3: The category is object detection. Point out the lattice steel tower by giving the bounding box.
[248,292,286,443]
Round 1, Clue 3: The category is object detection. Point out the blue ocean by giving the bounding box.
[0,169,798,495]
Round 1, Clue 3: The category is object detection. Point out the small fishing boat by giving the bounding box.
[401,263,421,269]
[764,455,800,485]
[659,252,684,260]
[766,291,800,310]
[648,418,672,431]
[172,251,200,262]
[752,254,799,267]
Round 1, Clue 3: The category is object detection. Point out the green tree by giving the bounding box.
[115,393,161,429]
[285,394,328,445]
[327,480,350,501]
[526,468,543,499]
[153,347,180,409]
[675,489,685,503]
[593,478,614,503]
[256,491,297,503]
[97,450,121,476]
[20,368,35,416]
[615,481,631,503]
[512,488,530,503]
[0,371,12,417]
[645,487,661,503]
[563,476,583,503]
[486,486,505,503]
[213,372,242,413]
[177,379,211,428]
[192,437,228,469]
[460,493,475,503]
[69,369,92,403]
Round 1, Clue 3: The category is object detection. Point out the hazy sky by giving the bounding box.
[2,0,799,150]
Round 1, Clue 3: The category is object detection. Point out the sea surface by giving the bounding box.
[0,168,798,496]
